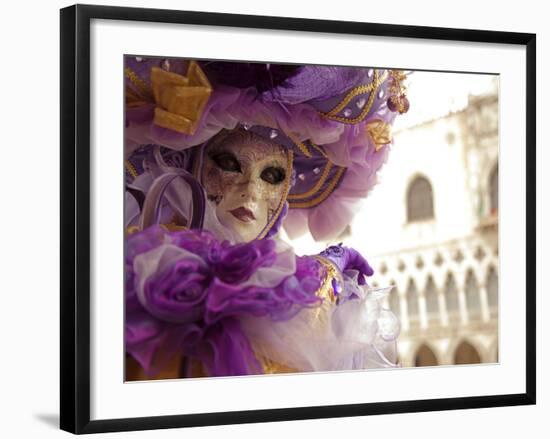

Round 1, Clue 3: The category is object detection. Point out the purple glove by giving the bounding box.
[319,243,374,286]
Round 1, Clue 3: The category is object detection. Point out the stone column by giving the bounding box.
[419,293,428,329]
[458,285,469,325]
[400,293,409,332]
[438,291,449,327]
[479,285,491,322]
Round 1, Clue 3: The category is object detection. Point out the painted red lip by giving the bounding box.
[229,207,256,223]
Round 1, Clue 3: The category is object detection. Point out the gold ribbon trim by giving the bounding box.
[366,119,392,151]
[126,61,212,135]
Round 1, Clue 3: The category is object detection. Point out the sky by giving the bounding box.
[393,70,498,131]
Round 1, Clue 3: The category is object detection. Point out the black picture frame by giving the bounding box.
[60,4,536,434]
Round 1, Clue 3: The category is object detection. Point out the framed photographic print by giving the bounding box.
[60,4,536,434]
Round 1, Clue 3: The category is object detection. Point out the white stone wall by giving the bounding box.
[355,90,499,367]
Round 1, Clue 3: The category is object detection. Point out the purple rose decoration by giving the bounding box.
[169,229,221,262]
[140,257,211,324]
[212,239,277,284]
[126,225,169,302]
[205,255,323,324]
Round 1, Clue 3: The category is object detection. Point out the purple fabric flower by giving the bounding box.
[212,239,276,284]
[126,225,169,312]
[205,254,323,324]
[140,257,212,323]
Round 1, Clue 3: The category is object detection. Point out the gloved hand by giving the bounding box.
[319,243,374,286]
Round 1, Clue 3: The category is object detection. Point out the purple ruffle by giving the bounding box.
[125,226,325,377]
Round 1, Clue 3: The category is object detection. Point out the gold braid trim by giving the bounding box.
[326,82,378,116]
[309,143,328,158]
[287,162,333,200]
[125,160,139,179]
[287,132,312,158]
[289,166,346,209]
[319,70,388,124]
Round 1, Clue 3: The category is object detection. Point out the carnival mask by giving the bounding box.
[201,130,291,242]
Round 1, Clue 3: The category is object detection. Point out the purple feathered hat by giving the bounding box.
[125,57,409,241]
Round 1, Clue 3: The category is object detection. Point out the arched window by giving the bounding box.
[489,164,498,213]
[454,341,481,365]
[414,344,438,367]
[406,280,419,328]
[407,176,434,222]
[465,270,481,318]
[486,266,498,310]
[425,276,439,320]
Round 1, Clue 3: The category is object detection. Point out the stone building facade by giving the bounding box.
[352,82,499,367]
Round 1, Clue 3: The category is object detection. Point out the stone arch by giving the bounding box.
[454,340,482,365]
[414,343,439,367]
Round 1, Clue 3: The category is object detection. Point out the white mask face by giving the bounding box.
[201,130,290,242]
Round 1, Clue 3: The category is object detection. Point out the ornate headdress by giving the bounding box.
[125,57,409,241]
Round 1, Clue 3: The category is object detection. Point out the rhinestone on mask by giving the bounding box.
[356,97,367,109]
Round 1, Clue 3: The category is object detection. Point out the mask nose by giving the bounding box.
[238,178,260,202]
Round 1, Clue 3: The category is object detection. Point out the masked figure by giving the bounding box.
[124,58,409,379]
